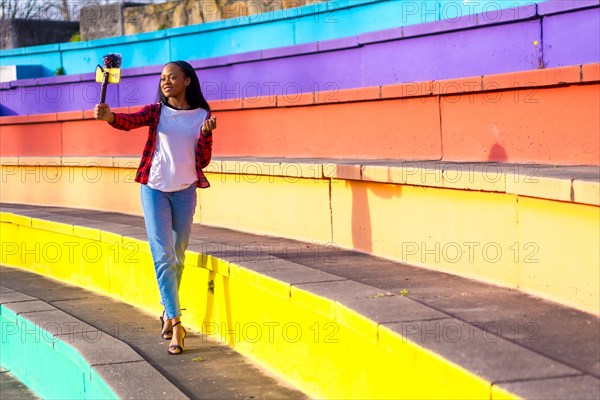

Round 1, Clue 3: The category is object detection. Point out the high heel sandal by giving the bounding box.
[159,311,173,340]
[168,321,187,355]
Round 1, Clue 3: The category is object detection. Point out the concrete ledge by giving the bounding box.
[0,291,188,399]
[94,362,188,400]
[497,375,600,400]
[2,156,597,207]
[1,158,598,316]
[382,318,579,382]
[1,205,598,399]
[0,285,15,293]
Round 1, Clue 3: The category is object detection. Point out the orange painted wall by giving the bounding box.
[213,97,442,159]
[1,65,599,165]
[61,120,147,157]
[0,122,62,156]
[441,84,600,165]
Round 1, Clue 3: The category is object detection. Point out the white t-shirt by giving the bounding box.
[147,104,208,192]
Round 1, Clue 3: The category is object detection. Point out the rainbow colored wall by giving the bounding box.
[1,0,599,397]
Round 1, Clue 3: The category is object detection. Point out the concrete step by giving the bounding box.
[1,202,598,399]
[0,270,307,399]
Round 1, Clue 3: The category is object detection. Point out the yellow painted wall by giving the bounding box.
[1,161,143,216]
[330,180,520,285]
[200,172,332,243]
[0,162,332,244]
[516,197,600,311]
[330,180,600,315]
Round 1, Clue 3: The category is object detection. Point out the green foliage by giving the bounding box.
[70,32,81,42]
[54,67,65,76]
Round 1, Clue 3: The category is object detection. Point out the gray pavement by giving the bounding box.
[1,202,599,399]
[0,369,40,400]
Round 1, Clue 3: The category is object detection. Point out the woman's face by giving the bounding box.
[160,63,190,99]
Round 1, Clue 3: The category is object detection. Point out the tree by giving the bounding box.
[0,0,104,21]
[60,0,71,20]
[1,1,171,21]
[0,0,39,19]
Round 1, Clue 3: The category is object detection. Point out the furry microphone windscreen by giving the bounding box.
[102,54,122,69]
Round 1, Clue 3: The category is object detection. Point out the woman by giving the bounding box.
[94,60,217,355]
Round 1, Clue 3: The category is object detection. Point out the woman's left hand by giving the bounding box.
[202,116,217,136]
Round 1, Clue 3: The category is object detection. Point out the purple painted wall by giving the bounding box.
[361,20,542,87]
[0,2,598,116]
[542,8,600,67]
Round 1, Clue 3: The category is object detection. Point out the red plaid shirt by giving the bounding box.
[110,103,213,188]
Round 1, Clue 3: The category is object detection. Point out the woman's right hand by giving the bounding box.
[94,103,115,123]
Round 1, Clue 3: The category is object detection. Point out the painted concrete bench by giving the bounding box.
[0,0,548,79]
[1,156,598,315]
[2,1,597,116]
[1,203,598,398]
[2,64,598,165]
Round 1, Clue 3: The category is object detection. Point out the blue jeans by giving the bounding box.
[140,183,197,319]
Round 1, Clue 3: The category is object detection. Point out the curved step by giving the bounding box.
[1,204,598,399]
[1,157,598,315]
[0,286,188,399]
